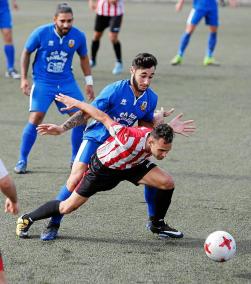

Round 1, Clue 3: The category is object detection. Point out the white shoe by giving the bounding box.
[5,69,21,79]
[112,62,123,75]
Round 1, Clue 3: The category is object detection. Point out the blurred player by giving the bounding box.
[14,3,94,174]
[171,0,221,66]
[88,0,124,74]
[16,94,194,239]
[0,159,19,215]
[0,0,20,79]
[36,53,195,241]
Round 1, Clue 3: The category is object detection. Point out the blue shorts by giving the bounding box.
[74,140,101,164]
[0,7,12,29]
[29,80,84,114]
[187,8,218,27]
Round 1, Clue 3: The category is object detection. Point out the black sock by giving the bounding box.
[91,40,100,62]
[152,188,174,221]
[27,200,61,222]
[113,41,122,63]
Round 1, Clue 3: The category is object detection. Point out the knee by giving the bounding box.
[59,201,77,214]
[66,172,83,191]
[160,176,175,190]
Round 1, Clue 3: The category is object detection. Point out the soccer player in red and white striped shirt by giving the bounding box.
[88,0,124,74]
[16,95,195,239]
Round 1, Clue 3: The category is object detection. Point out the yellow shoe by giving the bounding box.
[16,215,33,238]
[203,57,220,66]
[171,55,183,66]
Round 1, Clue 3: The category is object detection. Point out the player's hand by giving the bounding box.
[37,124,65,135]
[154,107,175,126]
[168,113,196,136]
[85,85,95,102]
[55,93,79,111]
[20,79,31,96]
[5,199,19,215]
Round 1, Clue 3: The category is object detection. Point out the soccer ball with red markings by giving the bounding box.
[204,231,236,262]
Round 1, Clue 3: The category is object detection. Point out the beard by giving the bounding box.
[56,25,70,36]
[132,75,147,95]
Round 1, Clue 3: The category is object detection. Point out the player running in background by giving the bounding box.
[36,53,195,241]
[0,159,19,214]
[171,0,221,66]
[16,94,194,239]
[88,0,124,75]
[0,0,20,79]
[14,3,94,174]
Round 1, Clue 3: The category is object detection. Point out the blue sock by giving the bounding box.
[207,32,217,57]
[50,185,72,225]
[4,44,15,70]
[71,125,85,162]
[19,122,37,162]
[178,32,191,56]
[144,185,158,218]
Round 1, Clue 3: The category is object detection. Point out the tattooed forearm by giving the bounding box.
[62,110,89,131]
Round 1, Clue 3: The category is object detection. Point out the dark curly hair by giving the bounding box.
[150,124,174,144]
[132,53,158,69]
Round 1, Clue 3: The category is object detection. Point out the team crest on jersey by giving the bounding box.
[68,40,75,48]
[48,40,54,46]
[140,101,147,111]
[120,99,127,105]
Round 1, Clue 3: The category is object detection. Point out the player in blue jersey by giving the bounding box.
[0,0,20,78]
[36,52,195,241]
[14,3,94,174]
[171,0,220,66]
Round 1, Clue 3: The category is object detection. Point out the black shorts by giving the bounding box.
[94,15,123,33]
[76,154,156,198]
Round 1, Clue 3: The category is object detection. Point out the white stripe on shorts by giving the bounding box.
[74,139,88,163]
[29,83,35,112]
[187,8,195,25]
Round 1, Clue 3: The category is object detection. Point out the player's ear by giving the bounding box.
[130,66,135,75]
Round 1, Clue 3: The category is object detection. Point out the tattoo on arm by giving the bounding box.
[62,111,88,131]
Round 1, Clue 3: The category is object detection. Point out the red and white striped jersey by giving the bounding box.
[96,0,124,16]
[97,123,152,170]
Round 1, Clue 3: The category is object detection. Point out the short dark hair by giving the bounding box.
[150,124,174,144]
[132,53,158,69]
[55,3,73,16]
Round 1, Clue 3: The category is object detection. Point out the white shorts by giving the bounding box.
[0,159,8,179]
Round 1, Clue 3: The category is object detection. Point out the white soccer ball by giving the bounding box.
[204,231,236,262]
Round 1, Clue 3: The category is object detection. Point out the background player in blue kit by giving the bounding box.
[37,53,195,241]
[171,0,221,66]
[14,3,94,174]
[0,0,20,78]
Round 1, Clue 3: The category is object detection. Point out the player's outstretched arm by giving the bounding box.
[168,113,196,137]
[37,110,89,135]
[56,94,114,130]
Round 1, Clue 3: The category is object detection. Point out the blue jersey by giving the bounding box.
[193,0,217,10]
[0,0,9,9]
[83,80,158,143]
[25,24,88,82]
